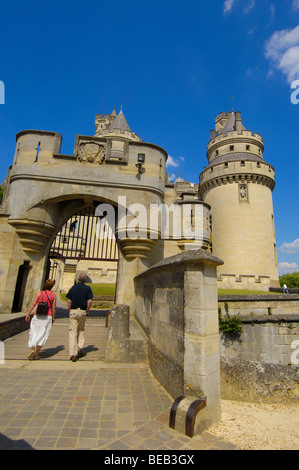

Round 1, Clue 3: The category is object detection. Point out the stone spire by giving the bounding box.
[216,111,246,136]
[94,107,141,142]
[108,109,132,133]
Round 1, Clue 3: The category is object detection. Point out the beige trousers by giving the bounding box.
[69,309,87,357]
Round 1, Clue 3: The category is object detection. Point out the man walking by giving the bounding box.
[66,273,93,362]
[283,284,289,294]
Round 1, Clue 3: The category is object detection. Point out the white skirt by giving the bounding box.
[28,315,52,348]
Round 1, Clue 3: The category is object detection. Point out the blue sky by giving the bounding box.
[0,0,298,276]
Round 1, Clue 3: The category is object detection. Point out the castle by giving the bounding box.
[0,107,279,313]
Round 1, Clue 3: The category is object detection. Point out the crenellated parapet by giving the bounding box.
[207,111,264,164]
[200,158,276,199]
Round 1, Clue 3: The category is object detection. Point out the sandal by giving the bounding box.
[28,351,35,360]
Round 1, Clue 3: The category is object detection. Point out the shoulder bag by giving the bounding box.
[36,290,52,316]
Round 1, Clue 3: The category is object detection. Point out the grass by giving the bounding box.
[87,283,116,296]
[218,289,280,296]
[59,282,116,302]
[60,285,278,302]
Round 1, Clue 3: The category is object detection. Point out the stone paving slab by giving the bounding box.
[0,365,238,451]
[3,318,108,362]
[0,303,239,451]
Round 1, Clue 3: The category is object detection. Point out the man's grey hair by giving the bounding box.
[78,273,88,283]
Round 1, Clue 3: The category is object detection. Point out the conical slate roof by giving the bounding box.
[108,109,132,133]
[222,112,246,136]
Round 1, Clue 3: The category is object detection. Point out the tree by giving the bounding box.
[279,272,299,289]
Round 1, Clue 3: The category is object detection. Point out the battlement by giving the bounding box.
[13,130,62,165]
[9,123,168,190]
[199,158,276,196]
[207,112,264,164]
[95,127,141,142]
[208,112,264,162]
[209,129,264,145]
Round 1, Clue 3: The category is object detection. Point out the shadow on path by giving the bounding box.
[55,305,109,319]
[0,432,35,450]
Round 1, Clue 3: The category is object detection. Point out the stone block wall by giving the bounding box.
[218,296,299,403]
[218,295,299,318]
[220,316,299,366]
[134,249,223,432]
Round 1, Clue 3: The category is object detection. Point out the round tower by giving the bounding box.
[199,111,279,290]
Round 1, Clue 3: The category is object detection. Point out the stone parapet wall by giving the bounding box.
[0,314,29,341]
[218,274,271,290]
[218,295,299,318]
[219,295,299,367]
[219,296,299,402]
[220,320,299,366]
[134,249,223,433]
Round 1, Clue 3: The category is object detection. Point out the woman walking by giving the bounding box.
[25,280,56,360]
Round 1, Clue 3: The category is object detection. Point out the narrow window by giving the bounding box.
[35,142,41,162]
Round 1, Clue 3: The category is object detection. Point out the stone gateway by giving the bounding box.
[0,107,280,432]
[0,108,279,314]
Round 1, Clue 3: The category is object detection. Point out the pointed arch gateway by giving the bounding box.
[47,204,119,295]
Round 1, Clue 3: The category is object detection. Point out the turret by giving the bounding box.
[13,130,62,166]
[94,107,141,142]
[199,111,279,290]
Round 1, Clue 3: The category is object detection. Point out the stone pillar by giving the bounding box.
[105,305,148,363]
[61,261,77,291]
[115,234,157,310]
[184,262,222,433]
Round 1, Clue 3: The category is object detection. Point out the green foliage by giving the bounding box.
[0,186,3,203]
[279,272,299,289]
[218,304,243,335]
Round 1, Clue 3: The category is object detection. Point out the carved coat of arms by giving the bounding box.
[77,142,106,164]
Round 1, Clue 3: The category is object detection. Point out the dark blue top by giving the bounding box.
[66,283,93,310]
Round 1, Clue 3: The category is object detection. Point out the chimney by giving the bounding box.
[235,111,242,134]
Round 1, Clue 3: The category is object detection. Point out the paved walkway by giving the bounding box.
[0,302,239,451]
